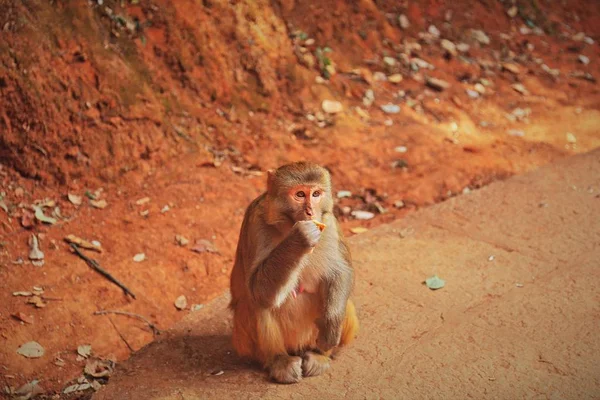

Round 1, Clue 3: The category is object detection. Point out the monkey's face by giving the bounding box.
[286,185,325,222]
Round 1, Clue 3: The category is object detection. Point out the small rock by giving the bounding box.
[355,106,370,120]
[336,190,352,199]
[133,253,146,262]
[388,73,403,83]
[471,29,490,45]
[321,100,343,114]
[350,227,369,234]
[394,146,407,153]
[175,295,187,310]
[380,104,400,114]
[373,71,387,81]
[507,129,525,137]
[383,56,396,67]
[304,38,315,46]
[566,132,577,143]
[519,26,532,35]
[584,36,594,45]
[515,283,524,288]
[466,89,480,99]
[191,304,204,312]
[411,58,434,70]
[428,25,440,38]
[351,210,375,220]
[474,83,486,94]
[384,119,394,126]
[440,39,457,56]
[507,6,518,18]
[541,64,560,77]
[502,63,520,74]
[161,205,170,213]
[425,76,450,91]
[578,55,590,65]
[135,197,150,205]
[398,14,410,30]
[393,200,405,208]
[175,235,189,246]
[488,255,495,261]
[511,83,529,95]
[363,89,375,107]
[456,43,470,53]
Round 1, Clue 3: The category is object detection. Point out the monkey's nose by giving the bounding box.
[305,209,314,217]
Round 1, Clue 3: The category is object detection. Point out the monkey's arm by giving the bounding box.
[247,223,316,309]
[316,238,354,352]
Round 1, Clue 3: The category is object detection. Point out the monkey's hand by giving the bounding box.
[316,317,342,352]
[292,220,322,249]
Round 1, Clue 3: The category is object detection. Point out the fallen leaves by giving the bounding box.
[17,341,45,358]
[28,235,44,267]
[32,205,57,225]
[90,199,108,209]
[77,344,92,358]
[12,312,34,324]
[68,193,83,206]
[191,239,219,254]
[424,275,446,290]
[65,234,103,252]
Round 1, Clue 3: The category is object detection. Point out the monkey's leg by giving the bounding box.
[257,310,303,384]
[301,351,331,377]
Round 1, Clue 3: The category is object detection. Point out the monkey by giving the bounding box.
[229,161,359,384]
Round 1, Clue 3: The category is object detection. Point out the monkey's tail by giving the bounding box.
[340,299,359,346]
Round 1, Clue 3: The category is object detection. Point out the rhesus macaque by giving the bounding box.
[229,161,359,383]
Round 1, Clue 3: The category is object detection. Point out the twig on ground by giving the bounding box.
[70,243,136,299]
[94,310,161,336]
[108,316,134,352]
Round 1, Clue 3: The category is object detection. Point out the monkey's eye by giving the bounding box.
[296,191,306,198]
[312,191,321,198]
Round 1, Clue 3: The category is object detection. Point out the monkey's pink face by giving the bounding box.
[288,185,324,221]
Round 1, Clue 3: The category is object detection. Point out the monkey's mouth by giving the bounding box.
[291,283,305,299]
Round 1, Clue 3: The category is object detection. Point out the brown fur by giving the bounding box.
[229,162,359,383]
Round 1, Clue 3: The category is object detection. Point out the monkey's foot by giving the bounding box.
[269,355,303,384]
[301,351,331,377]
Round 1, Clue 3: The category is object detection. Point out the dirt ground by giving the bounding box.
[93,149,600,400]
[1,0,599,397]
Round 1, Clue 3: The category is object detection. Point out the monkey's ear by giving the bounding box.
[266,169,275,192]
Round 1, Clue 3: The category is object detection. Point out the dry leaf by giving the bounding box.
[12,312,34,324]
[64,234,103,253]
[84,358,115,378]
[32,205,57,224]
[135,197,150,205]
[90,199,108,209]
[174,295,187,310]
[14,379,44,399]
[77,344,92,358]
[191,239,219,254]
[28,235,44,261]
[68,193,83,206]
[175,235,189,246]
[17,341,45,358]
[13,291,33,297]
[27,296,46,308]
